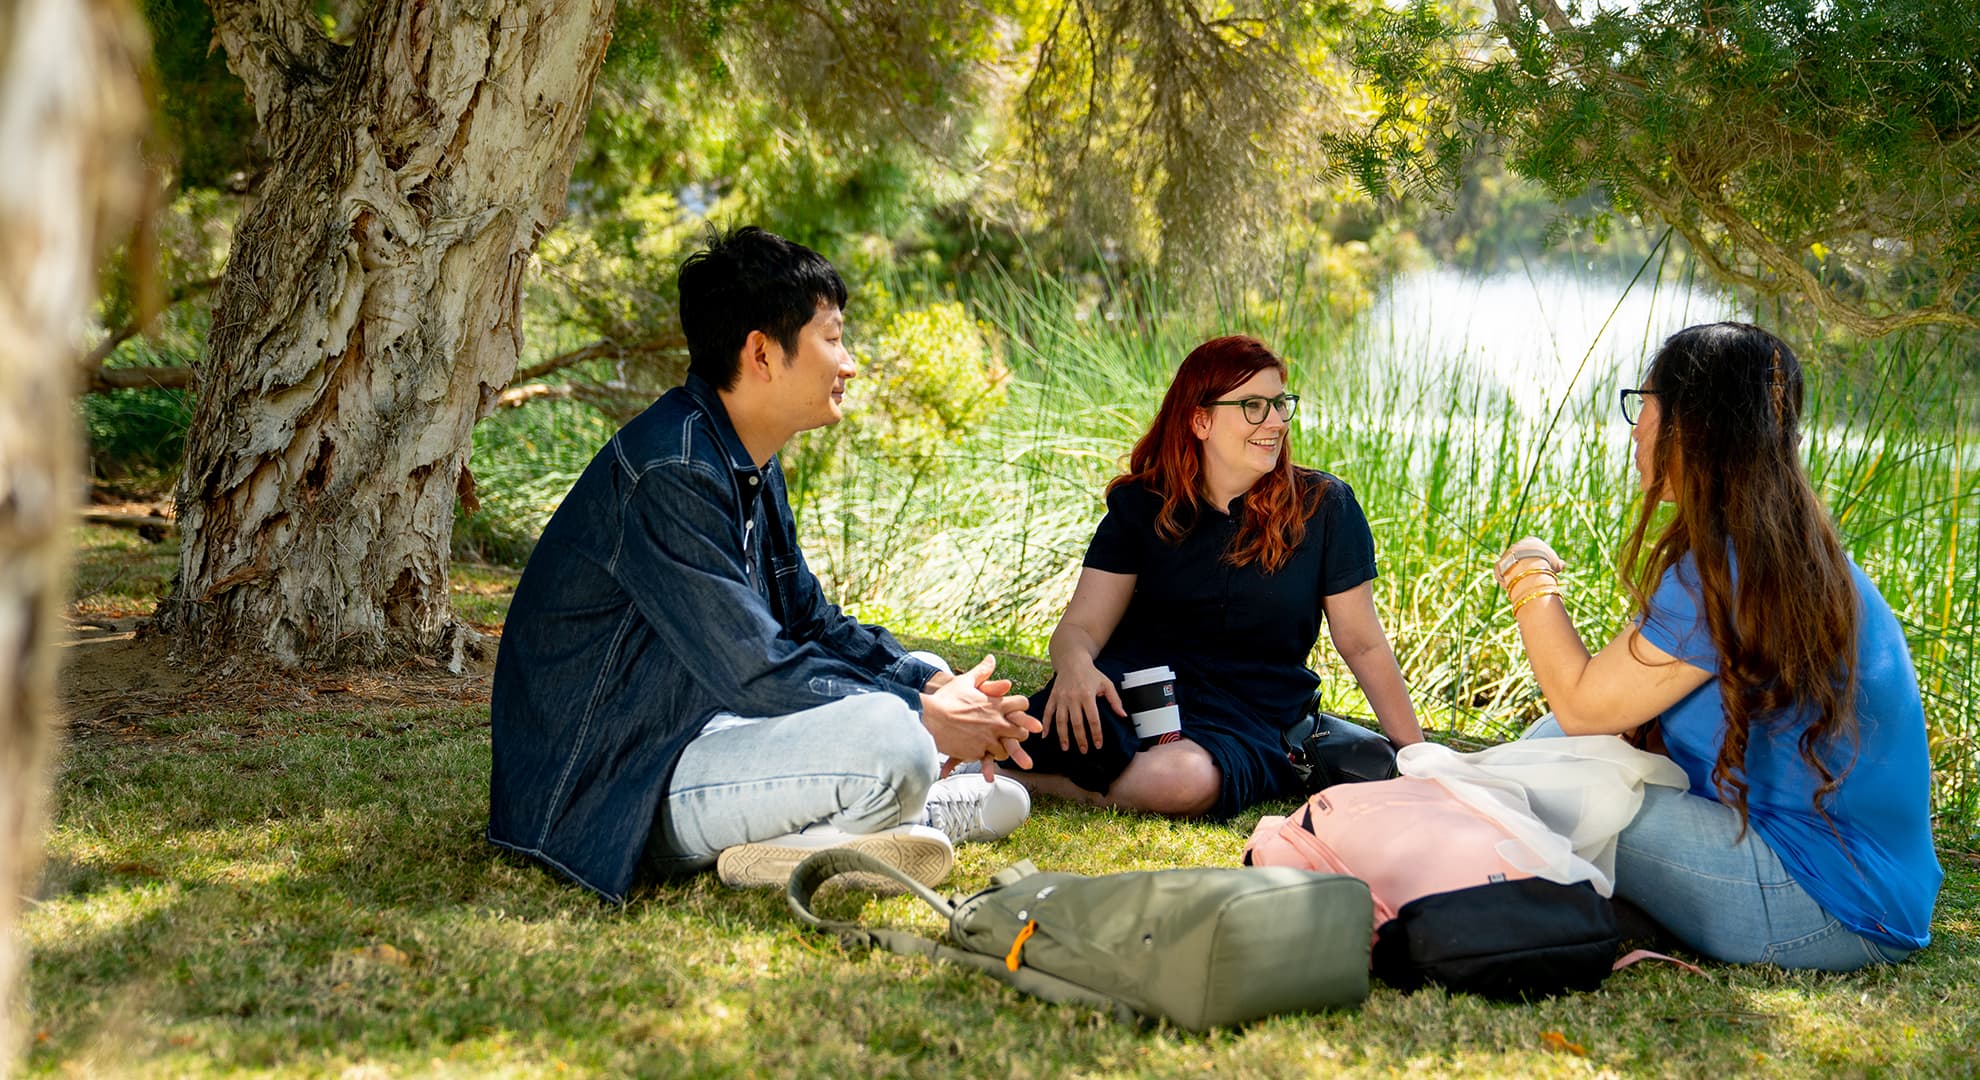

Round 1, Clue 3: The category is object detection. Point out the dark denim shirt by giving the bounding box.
[487,374,938,901]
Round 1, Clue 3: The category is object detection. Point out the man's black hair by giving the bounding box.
[677,225,849,389]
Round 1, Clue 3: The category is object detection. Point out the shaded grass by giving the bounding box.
[22,698,1980,1077]
[63,524,520,633]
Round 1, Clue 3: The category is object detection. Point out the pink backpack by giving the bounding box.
[1241,777,1538,925]
[1242,775,1705,999]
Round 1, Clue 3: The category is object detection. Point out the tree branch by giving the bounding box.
[494,380,654,416]
[510,332,684,385]
[1631,163,1980,336]
[1521,0,1574,34]
[83,510,174,541]
[1491,2,1979,337]
[204,0,339,149]
[89,366,192,393]
[495,334,687,411]
[80,273,219,376]
[494,382,570,409]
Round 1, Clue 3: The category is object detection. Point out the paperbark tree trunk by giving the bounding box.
[157,0,614,667]
[0,0,147,1065]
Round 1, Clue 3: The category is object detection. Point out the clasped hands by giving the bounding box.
[921,654,1040,781]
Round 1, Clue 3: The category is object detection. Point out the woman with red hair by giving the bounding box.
[1009,335,1423,818]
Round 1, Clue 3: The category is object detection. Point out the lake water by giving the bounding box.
[1354,266,1740,420]
[1345,265,1976,465]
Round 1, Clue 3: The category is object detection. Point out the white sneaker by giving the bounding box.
[921,773,1031,844]
[715,823,954,891]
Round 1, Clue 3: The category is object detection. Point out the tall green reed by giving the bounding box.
[786,261,1979,841]
[456,399,617,565]
[457,255,1977,840]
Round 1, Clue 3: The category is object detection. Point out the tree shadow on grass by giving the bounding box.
[22,719,1980,1076]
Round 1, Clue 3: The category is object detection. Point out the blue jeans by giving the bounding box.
[1523,716,1909,970]
[643,692,940,875]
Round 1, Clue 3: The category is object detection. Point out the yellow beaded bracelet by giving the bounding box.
[1510,586,1564,617]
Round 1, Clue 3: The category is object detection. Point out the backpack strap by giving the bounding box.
[1612,948,1707,976]
[786,846,959,922]
[785,848,1142,1024]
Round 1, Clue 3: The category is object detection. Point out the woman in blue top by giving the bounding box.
[1498,322,1940,970]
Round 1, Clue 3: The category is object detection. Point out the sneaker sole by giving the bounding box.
[715,832,954,891]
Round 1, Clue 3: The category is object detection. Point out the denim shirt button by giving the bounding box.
[747,475,758,485]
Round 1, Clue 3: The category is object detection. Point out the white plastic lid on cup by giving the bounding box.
[1120,665,1177,688]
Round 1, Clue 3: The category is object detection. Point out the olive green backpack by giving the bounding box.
[786,850,1372,1031]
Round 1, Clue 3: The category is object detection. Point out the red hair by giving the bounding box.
[1109,335,1323,572]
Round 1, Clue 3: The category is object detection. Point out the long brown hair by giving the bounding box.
[1110,335,1322,572]
[1619,322,1858,831]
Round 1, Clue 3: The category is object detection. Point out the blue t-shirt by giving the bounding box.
[1639,556,1941,949]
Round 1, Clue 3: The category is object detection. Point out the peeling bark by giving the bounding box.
[159,0,615,667]
[0,0,147,1061]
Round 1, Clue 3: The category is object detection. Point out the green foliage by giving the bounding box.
[1330,0,1980,334]
[454,400,619,565]
[80,381,191,481]
[144,0,259,191]
[838,289,1011,462]
[572,1,999,248]
[1013,0,1373,278]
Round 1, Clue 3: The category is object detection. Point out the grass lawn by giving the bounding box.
[25,528,1980,1076]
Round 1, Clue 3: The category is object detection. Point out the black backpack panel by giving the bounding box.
[1370,877,1620,1001]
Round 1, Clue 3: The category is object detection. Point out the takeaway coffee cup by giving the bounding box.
[1118,665,1181,747]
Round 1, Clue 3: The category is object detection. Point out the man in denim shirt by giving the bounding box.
[489,227,1040,901]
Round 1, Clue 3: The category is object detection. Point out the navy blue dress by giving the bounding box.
[1020,470,1377,818]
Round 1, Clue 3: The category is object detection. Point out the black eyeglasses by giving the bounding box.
[1203,394,1300,424]
[1619,388,1662,426]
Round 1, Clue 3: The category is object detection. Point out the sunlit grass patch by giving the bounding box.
[448,563,520,630]
[69,523,176,622]
[21,705,1980,1077]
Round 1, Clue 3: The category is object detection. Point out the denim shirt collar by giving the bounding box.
[681,373,768,478]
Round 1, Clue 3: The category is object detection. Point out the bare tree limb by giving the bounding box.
[494,382,570,409]
[80,272,219,372]
[510,332,684,385]
[205,0,340,150]
[1520,0,1573,34]
[496,334,686,413]
[88,366,192,392]
[1621,160,1980,336]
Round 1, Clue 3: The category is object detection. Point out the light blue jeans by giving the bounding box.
[1524,716,1911,971]
[642,692,940,876]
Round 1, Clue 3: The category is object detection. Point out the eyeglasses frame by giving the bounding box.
[1202,393,1301,425]
[1619,388,1662,426]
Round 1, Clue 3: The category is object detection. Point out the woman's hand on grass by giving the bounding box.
[1043,660,1123,754]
